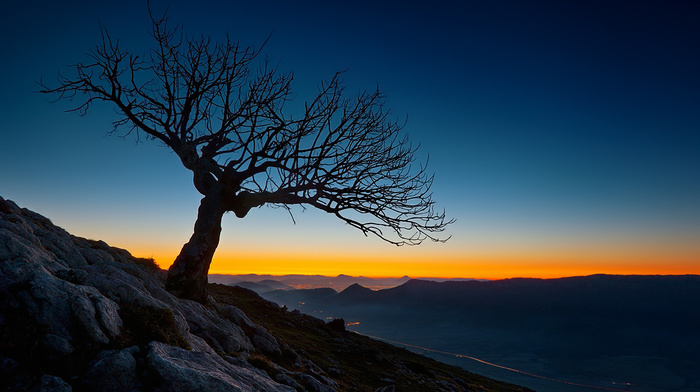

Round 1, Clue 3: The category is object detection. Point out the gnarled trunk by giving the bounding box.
[166,189,225,303]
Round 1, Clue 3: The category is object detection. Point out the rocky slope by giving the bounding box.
[0,196,531,392]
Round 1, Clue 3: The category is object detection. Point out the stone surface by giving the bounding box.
[38,334,74,361]
[80,347,140,392]
[275,373,304,390]
[0,196,290,392]
[299,373,338,392]
[216,303,281,355]
[31,375,73,392]
[173,299,253,354]
[146,342,295,392]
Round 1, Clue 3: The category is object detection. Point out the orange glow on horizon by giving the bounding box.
[98,200,700,281]
[140,245,700,280]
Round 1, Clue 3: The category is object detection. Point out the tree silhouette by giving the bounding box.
[41,14,452,302]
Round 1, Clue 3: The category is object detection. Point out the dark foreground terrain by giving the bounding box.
[0,195,531,392]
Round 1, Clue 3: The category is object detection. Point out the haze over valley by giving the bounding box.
[209,274,480,291]
[222,274,700,392]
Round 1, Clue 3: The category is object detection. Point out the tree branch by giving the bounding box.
[40,10,453,246]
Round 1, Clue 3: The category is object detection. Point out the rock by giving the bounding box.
[78,245,115,265]
[275,373,303,390]
[1,199,298,391]
[250,326,281,355]
[216,304,281,355]
[375,386,395,392]
[92,295,123,339]
[1,199,319,391]
[0,357,22,388]
[326,318,346,332]
[32,224,88,269]
[0,201,88,271]
[186,331,219,354]
[0,223,61,273]
[0,206,125,348]
[174,300,253,354]
[146,341,295,392]
[81,346,140,392]
[55,268,88,284]
[69,286,110,345]
[301,358,324,374]
[9,266,114,345]
[38,334,74,360]
[327,367,342,377]
[30,374,72,392]
[0,356,20,374]
[81,262,165,309]
[224,355,267,377]
[0,197,21,214]
[299,373,338,392]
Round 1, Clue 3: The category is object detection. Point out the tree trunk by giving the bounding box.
[166,190,225,303]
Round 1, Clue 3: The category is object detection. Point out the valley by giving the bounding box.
[223,274,700,392]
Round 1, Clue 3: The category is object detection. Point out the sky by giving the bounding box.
[1,0,699,279]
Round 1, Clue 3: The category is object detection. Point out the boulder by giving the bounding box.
[299,373,338,392]
[216,303,281,355]
[80,346,140,392]
[1,197,303,391]
[146,341,295,392]
[38,334,74,361]
[30,374,72,392]
[275,373,304,390]
[5,261,121,346]
[173,299,253,353]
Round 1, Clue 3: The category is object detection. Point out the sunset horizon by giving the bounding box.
[3,0,699,299]
[131,237,700,281]
[2,1,699,391]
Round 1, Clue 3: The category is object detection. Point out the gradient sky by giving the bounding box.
[1,0,699,279]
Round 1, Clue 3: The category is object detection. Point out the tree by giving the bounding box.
[41,14,452,303]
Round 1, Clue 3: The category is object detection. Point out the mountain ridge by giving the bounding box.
[210,273,475,291]
[261,273,700,391]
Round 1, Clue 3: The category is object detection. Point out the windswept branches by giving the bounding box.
[41,12,452,300]
[221,73,452,245]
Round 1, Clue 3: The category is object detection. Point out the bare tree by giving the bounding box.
[41,14,452,302]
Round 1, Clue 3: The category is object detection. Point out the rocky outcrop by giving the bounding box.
[1,196,532,392]
[146,342,294,392]
[0,196,312,392]
[80,346,140,392]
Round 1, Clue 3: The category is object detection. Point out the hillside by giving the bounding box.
[0,196,532,392]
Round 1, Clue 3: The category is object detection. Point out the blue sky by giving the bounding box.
[1,0,699,277]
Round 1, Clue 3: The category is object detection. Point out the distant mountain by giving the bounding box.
[231,280,291,294]
[384,275,700,333]
[210,273,416,291]
[262,275,700,392]
[210,273,483,292]
[334,283,375,303]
